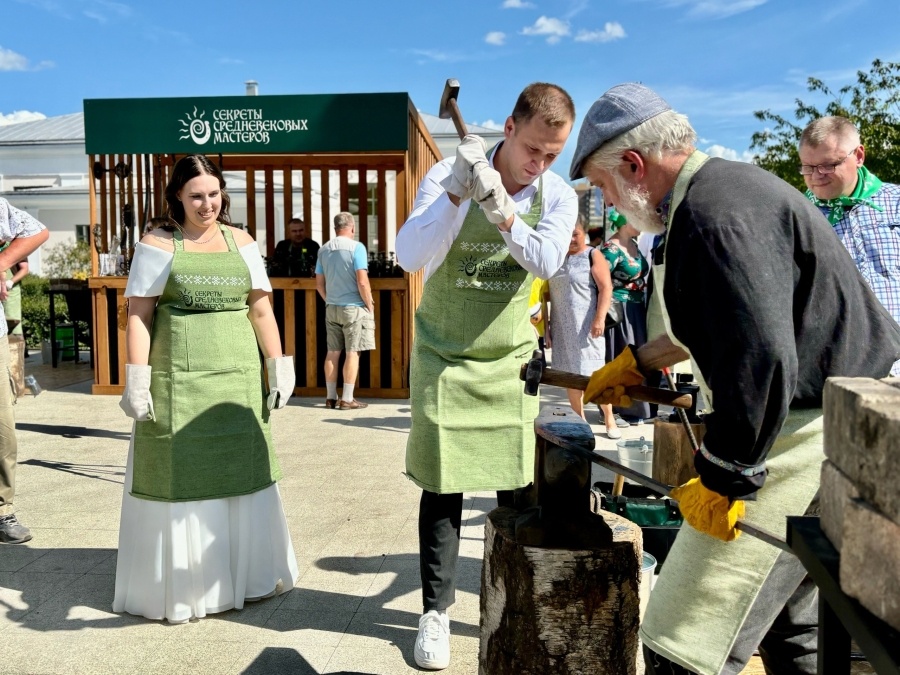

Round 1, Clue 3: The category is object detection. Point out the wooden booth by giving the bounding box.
[83,93,441,397]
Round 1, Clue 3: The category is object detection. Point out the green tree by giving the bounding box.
[42,240,91,279]
[751,59,900,191]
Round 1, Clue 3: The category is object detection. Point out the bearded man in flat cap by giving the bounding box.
[570,83,900,675]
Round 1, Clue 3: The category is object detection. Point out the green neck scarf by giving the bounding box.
[806,165,884,225]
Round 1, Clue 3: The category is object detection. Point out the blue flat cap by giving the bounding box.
[569,83,672,181]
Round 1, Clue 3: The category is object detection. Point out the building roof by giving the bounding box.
[0,111,500,146]
[0,113,85,144]
[417,111,503,137]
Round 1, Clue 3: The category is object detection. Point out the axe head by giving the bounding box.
[439,79,461,120]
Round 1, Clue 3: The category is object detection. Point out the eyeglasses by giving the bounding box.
[798,149,855,176]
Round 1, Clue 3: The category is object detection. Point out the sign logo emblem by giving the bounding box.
[179,107,211,145]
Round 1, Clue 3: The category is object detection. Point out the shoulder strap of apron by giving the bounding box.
[172,228,184,251]
[220,224,236,252]
[666,150,710,230]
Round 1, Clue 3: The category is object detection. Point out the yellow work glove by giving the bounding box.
[582,345,644,407]
[671,477,745,542]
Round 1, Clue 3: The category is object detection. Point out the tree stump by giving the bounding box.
[651,418,705,487]
[480,506,642,675]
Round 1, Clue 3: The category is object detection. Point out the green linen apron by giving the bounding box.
[405,183,543,494]
[131,225,281,502]
[0,244,22,336]
[2,285,21,336]
[640,151,824,675]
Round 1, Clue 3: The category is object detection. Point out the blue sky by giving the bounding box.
[3,0,899,179]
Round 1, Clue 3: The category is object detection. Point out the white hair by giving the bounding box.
[584,110,697,173]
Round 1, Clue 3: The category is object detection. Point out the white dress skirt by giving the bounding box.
[113,431,299,622]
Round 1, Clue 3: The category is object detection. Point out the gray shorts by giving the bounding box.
[325,305,375,352]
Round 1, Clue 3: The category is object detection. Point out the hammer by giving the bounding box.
[439,78,468,140]
[520,350,693,409]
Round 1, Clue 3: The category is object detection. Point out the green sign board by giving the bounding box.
[83,93,412,155]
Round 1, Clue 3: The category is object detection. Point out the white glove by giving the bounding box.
[439,135,488,201]
[119,364,154,421]
[5,280,13,291]
[472,164,516,225]
[265,355,295,410]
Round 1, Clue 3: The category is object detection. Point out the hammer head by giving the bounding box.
[439,79,461,120]
[523,349,544,396]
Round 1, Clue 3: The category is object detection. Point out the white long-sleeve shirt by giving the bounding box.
[396,146,578,281]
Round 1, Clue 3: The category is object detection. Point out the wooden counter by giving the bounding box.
[88,274,417,398]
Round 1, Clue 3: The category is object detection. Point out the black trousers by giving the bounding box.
[643,548,818,675]
[419,489,514,612]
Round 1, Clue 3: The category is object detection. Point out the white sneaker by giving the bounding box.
[414,610,451,670]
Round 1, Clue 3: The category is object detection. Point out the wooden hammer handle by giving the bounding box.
[518,364,692,409]
[447,98,468,140]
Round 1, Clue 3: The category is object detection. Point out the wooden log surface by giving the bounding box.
[480,507,642,675]
[651,418,705,487]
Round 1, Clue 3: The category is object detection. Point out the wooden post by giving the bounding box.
[651,418,705,487]
[479,406,643,674]
[480,507,642,675]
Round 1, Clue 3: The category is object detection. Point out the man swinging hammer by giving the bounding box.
[396,82,578,671]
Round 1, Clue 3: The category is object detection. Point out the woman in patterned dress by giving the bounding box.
[601,209,651,423]
[545,216,621,437]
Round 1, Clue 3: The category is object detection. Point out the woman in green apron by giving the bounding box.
[397,82,579,671]
[114,154,298,623]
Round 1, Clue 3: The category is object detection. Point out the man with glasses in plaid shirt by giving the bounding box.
[799,117,900,375]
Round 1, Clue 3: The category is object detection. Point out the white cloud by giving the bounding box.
[82,0,132,23]
[0,46,52,71]
[657,0,768,19]
[502,0,534,8]
[705,144,755,162]
[476,119,505,131]
[662,83,795,119]
[218,57,244,65]
[564,0,590,19]
[521,16,570,44]
[485,31,506,46]
[0,111,47,126]
[409,49,471,64]
[575,22,626,43]
[0,47,29,71]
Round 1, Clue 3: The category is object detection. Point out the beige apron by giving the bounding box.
[640,151,824,675]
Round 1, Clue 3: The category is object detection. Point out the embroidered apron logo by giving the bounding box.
[458,256,478,276]
[477,259,522,279]
[178,288,244,311]
[179,288,193,307]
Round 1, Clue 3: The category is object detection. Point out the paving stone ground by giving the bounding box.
[0,354,872,674]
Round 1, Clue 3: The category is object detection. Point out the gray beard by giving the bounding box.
[613,176,666,236]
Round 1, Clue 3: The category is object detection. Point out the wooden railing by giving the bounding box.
[88,276,413,398]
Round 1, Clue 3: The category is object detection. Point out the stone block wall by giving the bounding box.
[823,376,900,632]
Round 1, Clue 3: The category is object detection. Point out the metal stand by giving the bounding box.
[787,516,900,675]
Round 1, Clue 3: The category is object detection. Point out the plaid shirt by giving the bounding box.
[0,198,47,338]
[820,183,900,375]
